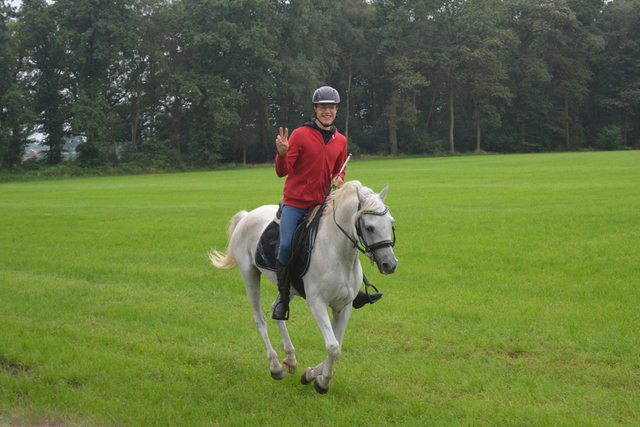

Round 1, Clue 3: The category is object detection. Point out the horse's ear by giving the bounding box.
[357,186,368,205]
[379,184,389,202]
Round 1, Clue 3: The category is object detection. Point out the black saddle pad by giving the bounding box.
[255,205,321,299]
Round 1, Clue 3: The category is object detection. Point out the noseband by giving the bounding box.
[355,206,396,253]
[332,201,396,259]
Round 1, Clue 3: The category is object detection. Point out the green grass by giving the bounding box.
[1,151,639,426]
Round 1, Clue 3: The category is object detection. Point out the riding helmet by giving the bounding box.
[312,86,340,105]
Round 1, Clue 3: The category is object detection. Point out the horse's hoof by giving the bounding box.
[314,379,329,394]
[271,369,286,381]
[283,361,296,374]
[301,368,313,385]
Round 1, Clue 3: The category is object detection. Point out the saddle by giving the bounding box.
[255,201,323,299]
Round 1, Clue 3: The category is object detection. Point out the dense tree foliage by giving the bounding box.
[0,0,638,169]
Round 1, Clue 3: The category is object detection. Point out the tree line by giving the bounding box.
[1,0,639,170]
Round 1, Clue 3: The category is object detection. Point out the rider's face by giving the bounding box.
[314,103,338,130]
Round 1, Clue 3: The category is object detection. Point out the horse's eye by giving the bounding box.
[366,226,374,233]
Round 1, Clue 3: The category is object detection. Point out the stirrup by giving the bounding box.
[353,275,383,309]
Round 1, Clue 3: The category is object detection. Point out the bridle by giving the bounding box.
[332,200,396,261]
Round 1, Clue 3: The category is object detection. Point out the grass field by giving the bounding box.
[1,151,639,426]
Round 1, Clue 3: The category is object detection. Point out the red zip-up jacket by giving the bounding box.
[275,122,348,209]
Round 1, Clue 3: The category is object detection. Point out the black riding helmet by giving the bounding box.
[312,86,340,105]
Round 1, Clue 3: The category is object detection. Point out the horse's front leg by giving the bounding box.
[269,292,297,374]
[302,302,352,393]
[276,319,297,374]
[330,303,352,347]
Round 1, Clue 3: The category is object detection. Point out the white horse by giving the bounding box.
[210,181,397,393]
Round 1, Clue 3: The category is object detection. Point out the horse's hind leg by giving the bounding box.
[242,268,285,380]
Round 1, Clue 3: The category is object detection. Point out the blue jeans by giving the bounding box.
[277,205,307,265]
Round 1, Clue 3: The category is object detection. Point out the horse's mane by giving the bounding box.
[324,180,385,218]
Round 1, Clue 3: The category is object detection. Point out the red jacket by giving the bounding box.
[275,123,348,209]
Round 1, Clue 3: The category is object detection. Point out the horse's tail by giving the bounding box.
[209,210,248,269]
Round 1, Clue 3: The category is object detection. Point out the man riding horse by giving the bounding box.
[272,86,382,320]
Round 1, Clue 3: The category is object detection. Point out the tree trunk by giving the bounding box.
[425,91,436,131]
[564,96,570,149]
[474,97,481,152]
[45,106,65,165]
[372,91,377,128]
[345,67,352,140]
[449,83,455,154]
[389,88,398,155]
[149,61,156,139]
[413,93,417,131]
[585,97,595,148]
[258,96,269,157]
[132,79,140,153]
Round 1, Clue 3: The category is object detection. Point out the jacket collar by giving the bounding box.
[305,118,337,135]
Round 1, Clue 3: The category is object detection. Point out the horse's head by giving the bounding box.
[356,184,398,275]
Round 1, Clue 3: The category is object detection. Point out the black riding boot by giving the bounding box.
[352,290,383,309]
[352,274,383,309]
[272,260,291,320]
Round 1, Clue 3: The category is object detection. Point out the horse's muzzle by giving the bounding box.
[375,250,398,275]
